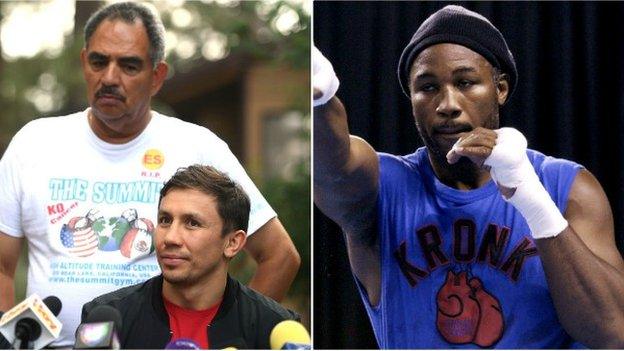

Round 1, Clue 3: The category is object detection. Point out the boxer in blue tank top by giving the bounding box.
[364,148,580,348]
[314,5,624,349]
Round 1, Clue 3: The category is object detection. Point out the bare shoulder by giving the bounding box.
[565,169,623,268]
[566,169,611,227]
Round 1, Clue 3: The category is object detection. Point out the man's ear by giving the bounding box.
[496,73,510,106]
[223,230,247,259]
[80,48,88,72]
[151,61,169,96]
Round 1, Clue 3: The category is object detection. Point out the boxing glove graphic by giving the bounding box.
[60,212,98,257]
[436,271,480,344]
[469,277,504,347]
[120,217,155,258]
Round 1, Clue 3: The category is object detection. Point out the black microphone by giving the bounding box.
[42,297,62,316]
[15,296,62,349]
[74,305,122,349]
[0,295,63,350]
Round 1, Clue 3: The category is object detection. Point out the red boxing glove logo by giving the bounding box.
[436,270,504,347]
[470,277,504,347]
[436,271,480,344]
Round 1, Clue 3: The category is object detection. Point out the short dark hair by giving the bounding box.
[84,2,165,67]
[159,165,250,236]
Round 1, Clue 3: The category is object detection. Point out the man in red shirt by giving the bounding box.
[81,165,298,349]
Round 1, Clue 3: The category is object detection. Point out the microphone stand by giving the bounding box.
[10,337,28,350]
[14,319,40,350]
[18,338,30,350]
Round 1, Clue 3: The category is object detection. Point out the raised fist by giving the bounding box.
[313,45,339,107]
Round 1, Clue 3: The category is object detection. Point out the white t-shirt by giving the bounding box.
[0,110,276,346]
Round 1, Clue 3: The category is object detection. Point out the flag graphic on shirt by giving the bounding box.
[59,208,154,259]
[60,215,99,257]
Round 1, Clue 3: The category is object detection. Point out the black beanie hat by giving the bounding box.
[397,5,517,99]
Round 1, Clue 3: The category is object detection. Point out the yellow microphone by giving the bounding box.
[269,320,311,350]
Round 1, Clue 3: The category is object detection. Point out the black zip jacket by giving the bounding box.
[81,275,299,349]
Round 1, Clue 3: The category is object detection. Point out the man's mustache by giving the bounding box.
[95,86,126,101]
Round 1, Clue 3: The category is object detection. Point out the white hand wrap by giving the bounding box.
[484,128,568,239]
[313,45,340,107]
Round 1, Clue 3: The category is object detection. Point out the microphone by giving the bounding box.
[74,305,122,349]
[0,295,63,350]
[269,320,311,350]
[164,338,200,349]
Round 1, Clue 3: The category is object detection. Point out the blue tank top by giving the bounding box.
[357,147,583,349]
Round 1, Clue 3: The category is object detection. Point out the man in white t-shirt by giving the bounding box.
[0,2,300,347]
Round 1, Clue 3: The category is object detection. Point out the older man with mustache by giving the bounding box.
[0,2,300,347]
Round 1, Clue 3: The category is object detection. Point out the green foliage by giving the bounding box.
[261,161,310,296]
[0,33,86,152]
[163,1,309,70]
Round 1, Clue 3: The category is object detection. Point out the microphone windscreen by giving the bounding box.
[74,321,119,349]
[165,338,200,349]
[269,320,311,350]
[42,296,62,316]
[85,305,122,331]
